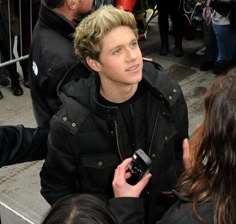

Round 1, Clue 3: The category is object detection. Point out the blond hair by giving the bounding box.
[74,5,138,63]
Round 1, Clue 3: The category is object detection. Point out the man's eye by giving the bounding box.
[131,41,138,47]
[113,49,121,54]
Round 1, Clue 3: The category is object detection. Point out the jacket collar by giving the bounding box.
[39,0,75,41]
[142,60,181,108]
[58,60,182,128]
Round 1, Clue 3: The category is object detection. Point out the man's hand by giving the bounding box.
[112,158,152,198]
[183,138,191,170]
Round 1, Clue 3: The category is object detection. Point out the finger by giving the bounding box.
[113,158,132,185]
[183,138,190,169]
[122,157,132,169]
[115,158,132,175]
[135,173,152,192]
[124,172,132,180]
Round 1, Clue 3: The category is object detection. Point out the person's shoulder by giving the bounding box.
[142,59,182,106]
[159,200,213,224]
[143,58,164,74]
[142,58,175,85]
[51,74,96,135]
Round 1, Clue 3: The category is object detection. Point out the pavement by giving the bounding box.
[0,17,216,224]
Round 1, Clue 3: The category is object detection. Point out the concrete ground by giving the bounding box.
[0,17,216,224]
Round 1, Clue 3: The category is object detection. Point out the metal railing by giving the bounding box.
[0,0,35,68]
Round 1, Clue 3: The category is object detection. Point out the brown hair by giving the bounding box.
[177,68,236,224]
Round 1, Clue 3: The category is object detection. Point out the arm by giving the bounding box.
[0,125,48,167]
[109,158,151,224]
[40,121,78,205]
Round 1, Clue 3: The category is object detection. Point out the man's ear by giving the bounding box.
[66,0,77,9]
[86,56,101,72]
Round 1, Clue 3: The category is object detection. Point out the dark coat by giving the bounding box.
[0,125,48,168]
[40,60,189,224]
[29,0,90,128]
[109,196,213,224]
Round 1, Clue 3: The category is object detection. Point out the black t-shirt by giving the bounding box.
[97,82,148,154]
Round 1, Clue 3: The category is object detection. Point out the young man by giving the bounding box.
[40,5,189,224]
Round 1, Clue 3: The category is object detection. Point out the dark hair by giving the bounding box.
[177,68,236,224]
[44,0,65,9]
[41,194,117,224]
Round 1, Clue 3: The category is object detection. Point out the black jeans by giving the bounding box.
[157,0,184,43]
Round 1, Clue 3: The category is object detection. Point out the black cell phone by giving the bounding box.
[127,149,152,185]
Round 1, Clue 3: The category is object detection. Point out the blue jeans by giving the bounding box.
[203,23,218,61]
[212,23,236,63]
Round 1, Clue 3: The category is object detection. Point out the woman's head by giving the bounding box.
[192,70,236,179]
[42,194,117,224]
[178,69,236,224]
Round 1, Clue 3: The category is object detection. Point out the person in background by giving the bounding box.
[210,0,236,75]
[110,68,236,224]
[199,23,218,73]
[0,0,24,96]
[157,0,184,57]
[15,0,41,87]
[40,5,188,224]
[29,0,93,128]
[42,194,117,224]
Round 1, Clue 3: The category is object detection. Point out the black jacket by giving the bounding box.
[29,0,90,128]
[109,196,213,224]
[40,60,189,224]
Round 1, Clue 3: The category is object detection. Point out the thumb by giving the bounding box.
[135,173,152,192]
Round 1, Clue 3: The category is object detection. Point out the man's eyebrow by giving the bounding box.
[109,38,138,52]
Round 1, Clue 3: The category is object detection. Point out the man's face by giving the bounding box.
[96,26,143,89]
[74,0,93,15]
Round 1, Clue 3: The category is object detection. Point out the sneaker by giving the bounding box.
[200,61,215,71]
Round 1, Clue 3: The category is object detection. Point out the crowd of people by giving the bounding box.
[0,1,236,224]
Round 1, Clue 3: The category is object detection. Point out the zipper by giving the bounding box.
[114,120,124,160]
[148,107,160,156]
